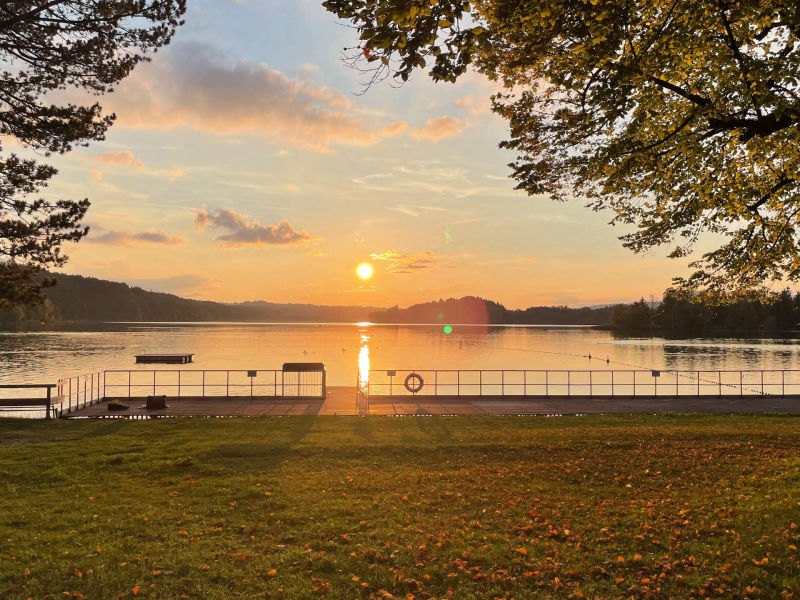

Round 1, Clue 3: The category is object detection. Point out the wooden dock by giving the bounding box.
[63,388,800,418]
[135,353,194,364]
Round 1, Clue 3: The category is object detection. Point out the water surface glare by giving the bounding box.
[3,323,800,391]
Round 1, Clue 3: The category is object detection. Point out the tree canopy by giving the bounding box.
[323,0,800,297]
[0,1,186,307]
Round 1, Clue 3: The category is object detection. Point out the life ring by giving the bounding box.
[404,373,424,394]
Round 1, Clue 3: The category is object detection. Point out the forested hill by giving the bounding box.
[370,296,614,325]
[1,276,615,329]
[39,273,377,323]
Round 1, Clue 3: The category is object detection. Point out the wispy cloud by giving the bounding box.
[109,42,378,153]
[386,204,447,217]
[410,116,468,142]
[96,150,145,170]
[91,150,184,179]
[86,226,184,246]
[454,95,489,115]
[378,121,408,137]
[195,207,318,247]
[370,250,441,273]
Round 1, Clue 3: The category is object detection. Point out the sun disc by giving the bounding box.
[357,263,373,280]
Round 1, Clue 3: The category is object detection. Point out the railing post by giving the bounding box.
[202,371,205,398]
[567,371,571,397]
[740,371,743,397]
[545,371,549,397]
[435,371,439,397]
[46,385,51,420]
[457,371,460,397]
[761,370,764,396]
[523,371,527,397]
[478,371,481,397]
[782,371,785,396]
[633,370,636,397]
[654,373,657,397]
[128,371,131,399]
[718,371,722,397]
[589,370,592,398]
[68,378,72,412]
[178,370,181,398]
[502,371,505,396]
[611,370,614,396]
[676,371,679,396]
[91,373,94,404]
[697,371,700,397]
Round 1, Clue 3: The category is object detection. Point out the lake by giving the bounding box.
[3,322,800,390]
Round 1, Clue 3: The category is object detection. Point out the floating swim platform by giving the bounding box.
[135,353,194,364]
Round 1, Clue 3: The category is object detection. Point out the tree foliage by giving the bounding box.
[323,0,800,296]
[0,1,186,307]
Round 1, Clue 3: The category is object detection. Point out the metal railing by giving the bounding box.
[102,369,325,400]
[365,369,800,398]
[58,372,105,415]
[0,384,59,418]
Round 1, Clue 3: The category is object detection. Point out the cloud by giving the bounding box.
[86,226,184,246]
[306,249,326,257]
[195,207,318,247]
[387,204,447,217]
[410,116,468,142]
[109,43,378,153]
[96,150,145,170]
[378,121,408,137]
[91,150,184,179]
[284,183,300,192]
[454,95,489,115]
[370,250,441,273]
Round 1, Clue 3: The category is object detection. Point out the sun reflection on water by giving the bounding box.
[358,331,370,390]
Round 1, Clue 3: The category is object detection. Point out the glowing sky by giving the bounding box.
[41,0,697,308]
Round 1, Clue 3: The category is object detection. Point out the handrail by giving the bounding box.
[0,383,59,418]
[366,368,800,398]
[102,368,325,399]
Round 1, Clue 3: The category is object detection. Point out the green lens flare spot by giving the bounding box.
[443,325,453,334]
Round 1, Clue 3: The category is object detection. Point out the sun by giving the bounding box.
[357,262,373,280]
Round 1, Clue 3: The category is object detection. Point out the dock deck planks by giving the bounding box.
[63,387,800,418]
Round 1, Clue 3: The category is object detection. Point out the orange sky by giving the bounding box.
[37,0,699,309]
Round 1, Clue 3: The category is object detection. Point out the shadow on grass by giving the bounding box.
[412,409,453,441]
[201,415,319,474]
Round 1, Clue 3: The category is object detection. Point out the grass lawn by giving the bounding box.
[1,415,799,600]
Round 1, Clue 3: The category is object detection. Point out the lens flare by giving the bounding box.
[357,263,373,280]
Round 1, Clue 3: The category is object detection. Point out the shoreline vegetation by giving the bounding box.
[3,273,800,335]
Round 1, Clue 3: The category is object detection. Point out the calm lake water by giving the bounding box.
[3,322,800,391]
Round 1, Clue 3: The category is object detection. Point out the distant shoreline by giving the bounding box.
[4,320,800,338]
